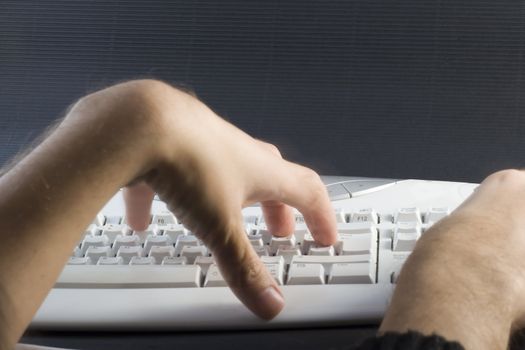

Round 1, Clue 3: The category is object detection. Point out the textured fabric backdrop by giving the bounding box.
[1,0,524,182]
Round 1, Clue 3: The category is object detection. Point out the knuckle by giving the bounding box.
[484,169,525,187]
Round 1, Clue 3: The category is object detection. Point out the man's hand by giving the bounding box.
[380,169,525,349]
[0,79,337,347]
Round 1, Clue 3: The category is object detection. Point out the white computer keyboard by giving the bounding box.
[30,176,477,330]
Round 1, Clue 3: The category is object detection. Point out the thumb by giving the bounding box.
[195,216,285,320]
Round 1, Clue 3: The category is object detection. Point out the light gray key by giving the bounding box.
[287,263,325,285]
[80,235,109,255]
[300,233,316,254]
[97,256,125,265]
[351,208,378,224]
[112,234,141,255]
[161,256,188,265]
[255,225,273,245]
[269,235,296,255]
[133,224,161,244]
[308,246,335,256]
[424,207,450,225]
[261,256,285,285]
[337,222,376,235]
[101,224,131,242]
[144,234,172,255]
[56,265,201,288]
[194,256,215,274]
[338,233,376,256]
[105,216,122,225]
[130,256,156,265]
[395,207,422,224]
[174,235,200,255]
[161,224,186,242]
[180,246,207,264]
[204,265,227,287]
[253,246,269,257]
[393,222,421,252]
[152,211,177,226]
[85,246,112,263]
[248,234,264,247]
[67,257,93,265]
[328,262,375,284]
[91,213,105,226]
[148,246,175,264]
[116,246,144,264]
[275,246,302,265]
[84,224,100,237]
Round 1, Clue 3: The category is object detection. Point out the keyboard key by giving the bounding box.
[130,256,156,265]
[338,233,377,256]
[328,262,375,284]
[337,222,376,235]
[269,235,296,255]
[394,207,422,223]
[97,257,125,265]
[308,246,335,256]
[91,213,105,226]
[253,246,269,257]
[261,256,285,285]
[180,246,207,264]
[424,207,450,224]
[194,256,215,274]
[152,211,177,226]
[84,224,100,237]
[85,246,112,263]
[351,208,378,224]
[116,246,144,264]
[293,223,309,244]
[162,224,186,242]
[334,208,347,223]
[287,263,325,285]
[243,215,259,226]
[248,234,264,247]
[290,255,376,274]
[56,265,201,288]
[393,222,421,252]
[300,233,316,254]
[254,225,273,245]
[67,257,93,265]
[174,236,200,255]
[161,256,188,265]
[148,246,175,263]
[144,235,172,255]
[275,246,302,264]
[133,224,161,244]
[112,234,141,255]
[101,224,131,242]
[204,265,227,287]
[80,235,110,255]
[105,216,122,225]
[71,247,82,257]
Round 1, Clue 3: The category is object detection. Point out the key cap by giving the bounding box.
[133,224,161,244]
[174,236,200,255]
[71,247,82,257]
[424,207,450,224]
[337,222,376,235]
[56,265,202,288]
[84,224,100,237]
[351,208,378,224]
[204,265,227,287]
[97,256,125,265]
[112,234,141,255]
[269,235,296,255]
[162,224,186,242]
[254,225,273,245]
[194,256,215,274]
[253,246,269,257]
[300,233,316,254]
[290,255,375,275]
[101,224,131,242]
[328,262,376,284]
[243,215,259,226]
[91,213,105,226]
[105,216,122,225]
[151,211,177,226]
[148,246,175,263]
[248,234,264,247]
[393,222,421,252]
[116,246,143,264]
[293,223,309,244]
[80,235,109,255]
[180,246,207,264]
[308,246,335,256]
[85,246,112,263]
[161,256,188,265]
[395,207,422,223]
[144,234,172,255]
[130,256,156,265]
[275,246,302,265]
[67,257,93,265]
[338,233,377,256]
[287,263,325,285]
[334,208,347,223]
[261,256,285,285]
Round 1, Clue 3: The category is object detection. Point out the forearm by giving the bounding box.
[0,80,180,347]
[380,215,518,350]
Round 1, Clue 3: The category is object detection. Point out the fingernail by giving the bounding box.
[256,286,285,320]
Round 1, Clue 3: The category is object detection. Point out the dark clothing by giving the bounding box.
[355,331,464,350]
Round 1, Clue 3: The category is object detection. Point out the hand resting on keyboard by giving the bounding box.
[1,79,525,350]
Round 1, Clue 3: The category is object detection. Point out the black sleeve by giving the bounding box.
[354,331,465,350]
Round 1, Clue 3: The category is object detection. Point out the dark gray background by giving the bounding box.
[2,0,525,182]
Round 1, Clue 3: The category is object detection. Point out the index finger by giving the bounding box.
[273,161,337,246]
